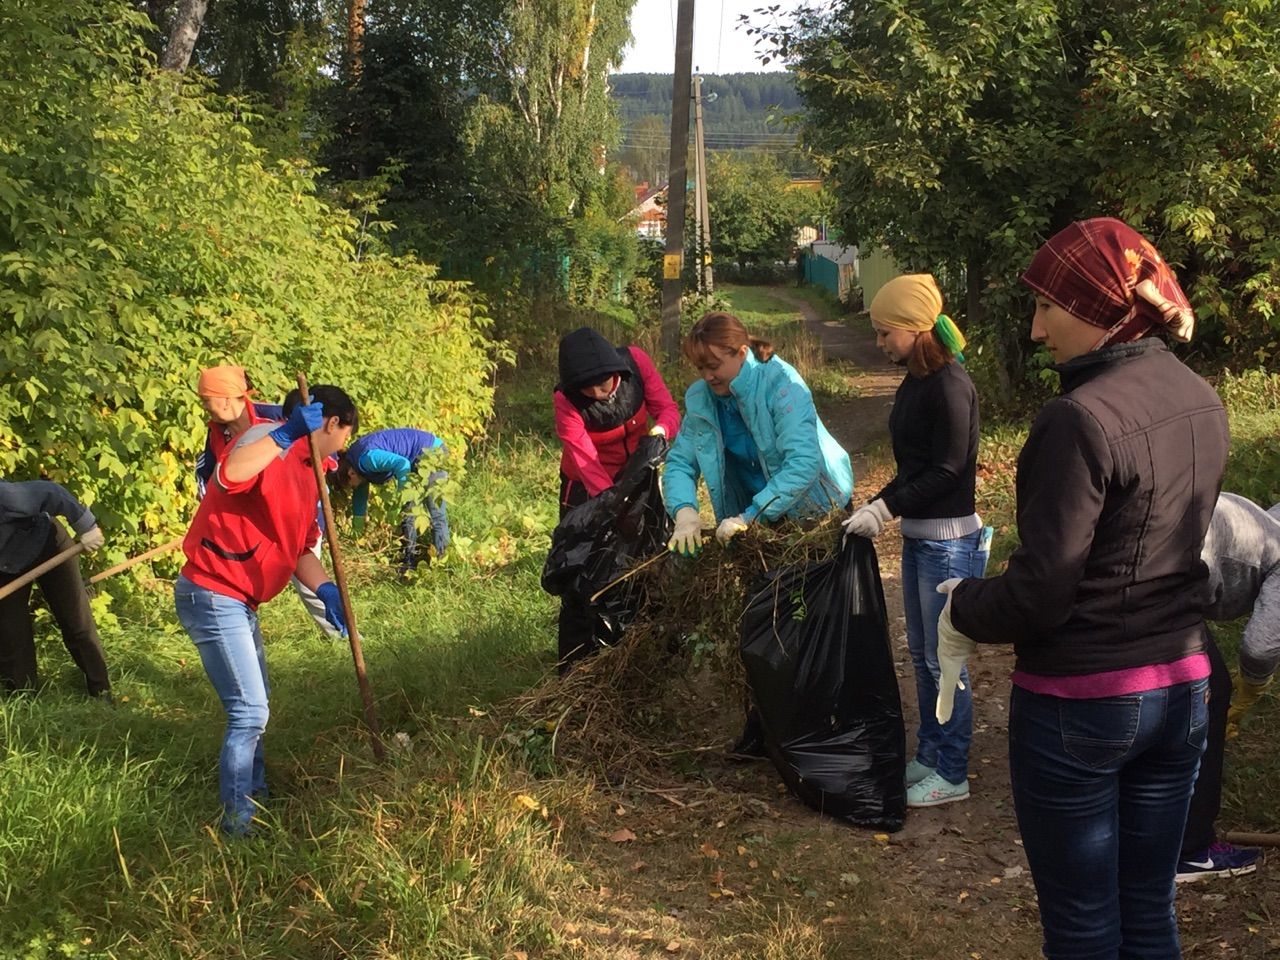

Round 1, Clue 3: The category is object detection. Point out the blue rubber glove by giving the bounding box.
[269,402,324,450]
[315,582,348,638]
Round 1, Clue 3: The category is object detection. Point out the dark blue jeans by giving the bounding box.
[901,530,989,782]
[401,470,450,570]
[1009,680,1209,959]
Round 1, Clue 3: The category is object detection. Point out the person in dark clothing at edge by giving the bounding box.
[934,218,1229,959]
[335,427,451,575]
[552,326,680,673]
[843,273,990,809]
[1173,492,1280,882]
[0,479,110,698]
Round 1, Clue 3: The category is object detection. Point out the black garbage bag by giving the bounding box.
[740,534,906,831]
[541,434,673,634]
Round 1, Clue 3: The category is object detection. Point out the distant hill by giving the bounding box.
[610,72,808,182]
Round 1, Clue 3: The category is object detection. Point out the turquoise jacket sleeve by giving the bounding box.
[663,412,702,517]
[352,482,371,519]
[359,450,414,486]
[749,370,824,521]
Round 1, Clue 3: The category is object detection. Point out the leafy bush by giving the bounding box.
[0,0,500,575]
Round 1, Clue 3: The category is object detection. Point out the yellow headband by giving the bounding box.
[869,274,943,332]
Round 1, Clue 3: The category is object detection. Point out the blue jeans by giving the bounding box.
[174,576,270,835]
[1010,681,1209,959]
[401,470,450,570]
[901,530,989,783]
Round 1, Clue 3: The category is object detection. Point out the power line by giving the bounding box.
[716,0,725,74]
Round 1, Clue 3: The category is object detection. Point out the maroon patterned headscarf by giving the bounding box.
[1021,218,1196,349]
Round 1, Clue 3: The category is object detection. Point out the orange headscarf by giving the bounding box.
[197,365,251,399]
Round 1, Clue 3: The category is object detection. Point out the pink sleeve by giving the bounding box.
[630,347,681,436]
[554,391,615,496]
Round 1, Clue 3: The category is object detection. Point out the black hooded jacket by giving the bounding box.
[951,339,1229,676]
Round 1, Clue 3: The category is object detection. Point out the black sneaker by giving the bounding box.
[1176,842,1261,883]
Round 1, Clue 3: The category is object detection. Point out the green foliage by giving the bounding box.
[706,152,819,269]
[321,0,641,318]
[612,73,814,177]
[1081,0,1280,359]
[0,0,498,576]
[763,0,1280,395]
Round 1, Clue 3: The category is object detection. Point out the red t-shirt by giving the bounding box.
[181,424,321,608]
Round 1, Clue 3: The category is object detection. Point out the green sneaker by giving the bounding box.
[905,759,935,786]
[907,772,970,808]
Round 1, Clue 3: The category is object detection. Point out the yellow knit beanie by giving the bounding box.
[869,274,943,332]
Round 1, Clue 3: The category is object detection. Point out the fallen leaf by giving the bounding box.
[989,877,1002,885]
[958,891,970,903]
[609,828,637,844]
[513,794,539,812]
[629,860,647,873]
[614,804,626,816]
[711,868,726,886]
[748,859,759,869]
[736,845,747,856]
[873,833,889,842]
[665,941,681,953]
[699,841,720,859]
[467,706,487,717]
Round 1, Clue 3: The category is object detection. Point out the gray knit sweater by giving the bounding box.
[1202,492,1280,682]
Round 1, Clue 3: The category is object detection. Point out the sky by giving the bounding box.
[617,0,799,75]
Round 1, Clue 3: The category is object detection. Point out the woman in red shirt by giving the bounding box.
[175,384,357,836]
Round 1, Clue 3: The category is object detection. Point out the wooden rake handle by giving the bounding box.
[0,543,84,602]
[297,373,385,761]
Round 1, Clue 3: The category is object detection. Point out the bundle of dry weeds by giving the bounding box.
[506,515,846,776]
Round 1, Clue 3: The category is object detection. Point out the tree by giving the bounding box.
[756,0,1280,394]
[1079,2,1280,355]
[159,0,209,70]
[705,151,814,269]
[621,113,669,186]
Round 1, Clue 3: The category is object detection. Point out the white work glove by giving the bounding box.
[715,514,749,545]
[935,577,977,724]
[668,506,703,557]
[842,499,892,539]
[649,424,667,438]
[79,525,105,553]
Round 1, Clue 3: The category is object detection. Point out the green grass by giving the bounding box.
[718,282,845,331]
[1,429,575,959]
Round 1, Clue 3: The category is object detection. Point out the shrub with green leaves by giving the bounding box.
[0,0,501,575]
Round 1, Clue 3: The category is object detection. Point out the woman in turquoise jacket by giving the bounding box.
[665,312,854,556]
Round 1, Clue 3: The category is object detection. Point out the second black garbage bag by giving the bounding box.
[541,434,672,640]
[741,534,907,831]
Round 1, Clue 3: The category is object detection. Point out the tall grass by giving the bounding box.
[0,431,578,959]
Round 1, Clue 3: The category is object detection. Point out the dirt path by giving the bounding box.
[557,289,1277,958]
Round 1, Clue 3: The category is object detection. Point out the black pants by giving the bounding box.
[0,524,110,696]
[556,476,600,675]
[1181,628,1230,855]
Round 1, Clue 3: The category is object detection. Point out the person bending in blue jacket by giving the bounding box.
[336,427,450,574]
[664,310,854,756]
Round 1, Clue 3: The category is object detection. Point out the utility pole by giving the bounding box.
[660,0,695,360]
[692,74,713,295]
